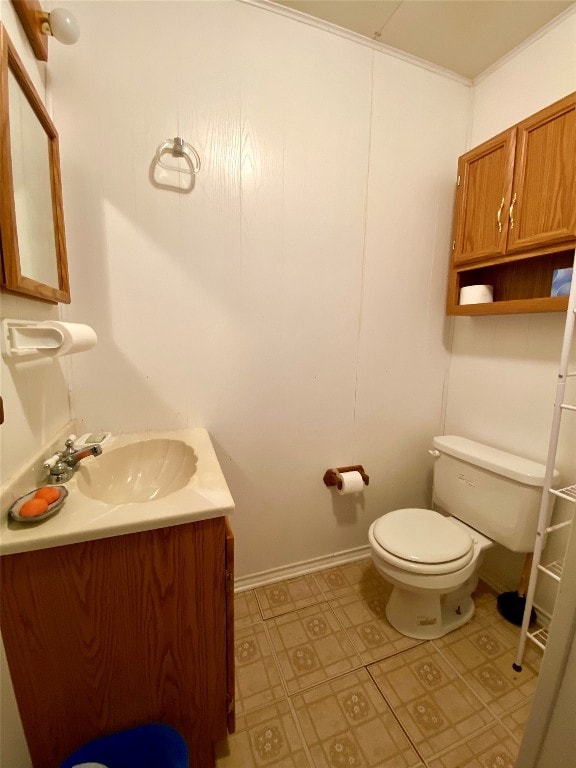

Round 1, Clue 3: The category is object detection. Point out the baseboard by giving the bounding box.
[236,554,554,625]
[477,569,509,597]
[234,545,371,592]
[479,569,553,625]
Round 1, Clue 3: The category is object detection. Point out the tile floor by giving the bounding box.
[216,559,542,768]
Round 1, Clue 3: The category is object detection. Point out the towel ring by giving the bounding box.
[154,137,201,175]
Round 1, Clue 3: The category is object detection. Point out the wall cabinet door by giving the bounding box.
[507,93,576,254]
[452,129,516,264]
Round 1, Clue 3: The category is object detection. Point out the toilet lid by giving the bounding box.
[371,509,473,564]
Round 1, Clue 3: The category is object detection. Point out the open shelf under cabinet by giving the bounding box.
[448,248,574,315]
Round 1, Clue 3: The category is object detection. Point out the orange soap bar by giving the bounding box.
[34,486,61,504]
[20,498,49,518]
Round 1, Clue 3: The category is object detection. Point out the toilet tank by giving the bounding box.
[431,436,557,553]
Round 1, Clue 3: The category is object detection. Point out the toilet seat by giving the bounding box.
[371,509,474,575]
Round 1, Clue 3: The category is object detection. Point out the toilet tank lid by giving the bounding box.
[432,435,558,486]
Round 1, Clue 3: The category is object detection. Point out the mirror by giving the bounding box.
[0,23,70,303]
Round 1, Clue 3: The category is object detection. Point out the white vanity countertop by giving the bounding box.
[0,427,234,556]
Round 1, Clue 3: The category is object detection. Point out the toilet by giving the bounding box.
[369,435,553,640]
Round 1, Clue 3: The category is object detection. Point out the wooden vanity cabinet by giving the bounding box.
[0,516,235,768]
[448,92,576,315]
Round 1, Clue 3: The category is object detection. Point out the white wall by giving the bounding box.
[534,635,576,767]
[0,3,67,765]
[517,515,576,768]
[0,1,72,484]
[49,0,469,579]
[470,11,576,146]
[445,10,576,598]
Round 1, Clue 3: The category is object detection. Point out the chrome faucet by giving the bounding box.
[44,436,103,483]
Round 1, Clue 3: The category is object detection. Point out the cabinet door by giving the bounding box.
[0,519,228,768]
[225,519,235,734]
[507,92,576,253]
[452,128,516,264]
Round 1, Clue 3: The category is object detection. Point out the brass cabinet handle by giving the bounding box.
[497,197,505,233]
[509,192,517,230]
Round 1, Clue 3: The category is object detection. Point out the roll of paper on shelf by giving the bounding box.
[459,285,493,305]
[337,471,365,495]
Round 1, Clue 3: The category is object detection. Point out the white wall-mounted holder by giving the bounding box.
[2,319,97,358]
[151,136,201,193]
[155,137,201,175]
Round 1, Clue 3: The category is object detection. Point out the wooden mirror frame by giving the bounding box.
[0,23,70,303]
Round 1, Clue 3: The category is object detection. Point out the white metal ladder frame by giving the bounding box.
[514,253,576,670]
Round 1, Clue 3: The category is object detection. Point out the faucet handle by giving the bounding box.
[63,435,78,457]
[43,452,63,469]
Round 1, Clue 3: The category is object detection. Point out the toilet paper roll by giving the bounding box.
[41,321,97,357]
[337,470,365,495]
[459,285,493,305]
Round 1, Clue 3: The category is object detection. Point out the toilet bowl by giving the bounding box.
[367,435,552,640]
[369,509,492,639]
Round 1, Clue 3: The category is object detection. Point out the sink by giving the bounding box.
[76,439,197,503]
[0,427,234,555]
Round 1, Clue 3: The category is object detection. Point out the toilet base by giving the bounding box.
[385,577,477,640]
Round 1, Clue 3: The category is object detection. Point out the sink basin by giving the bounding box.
[76,439,197,503]
[0,427,234,555]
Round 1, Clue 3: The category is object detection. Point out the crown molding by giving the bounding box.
[237,0,472,86]
[473,3,576,85]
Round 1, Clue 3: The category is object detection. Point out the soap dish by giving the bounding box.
[9,486,68,523]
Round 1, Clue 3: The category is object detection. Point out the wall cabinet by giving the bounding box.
[448,92,576,315]
[0,517,235,768]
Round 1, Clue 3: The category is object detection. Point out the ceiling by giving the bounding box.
[272,0,575,78]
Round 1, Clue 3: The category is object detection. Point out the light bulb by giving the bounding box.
[47,8,80,45]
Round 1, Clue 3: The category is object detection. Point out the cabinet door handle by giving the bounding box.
[509,192,517,230]
[497,197,505,233]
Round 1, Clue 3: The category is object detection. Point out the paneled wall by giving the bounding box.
[0,5,65,767]
[445,10,576,596]
[49,1,469,578]
[0,2,72,485]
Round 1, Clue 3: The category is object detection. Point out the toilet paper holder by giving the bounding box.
[323,465,369,490]
[1,318,97,358]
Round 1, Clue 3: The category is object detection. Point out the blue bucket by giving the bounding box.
[59,724,189,768]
